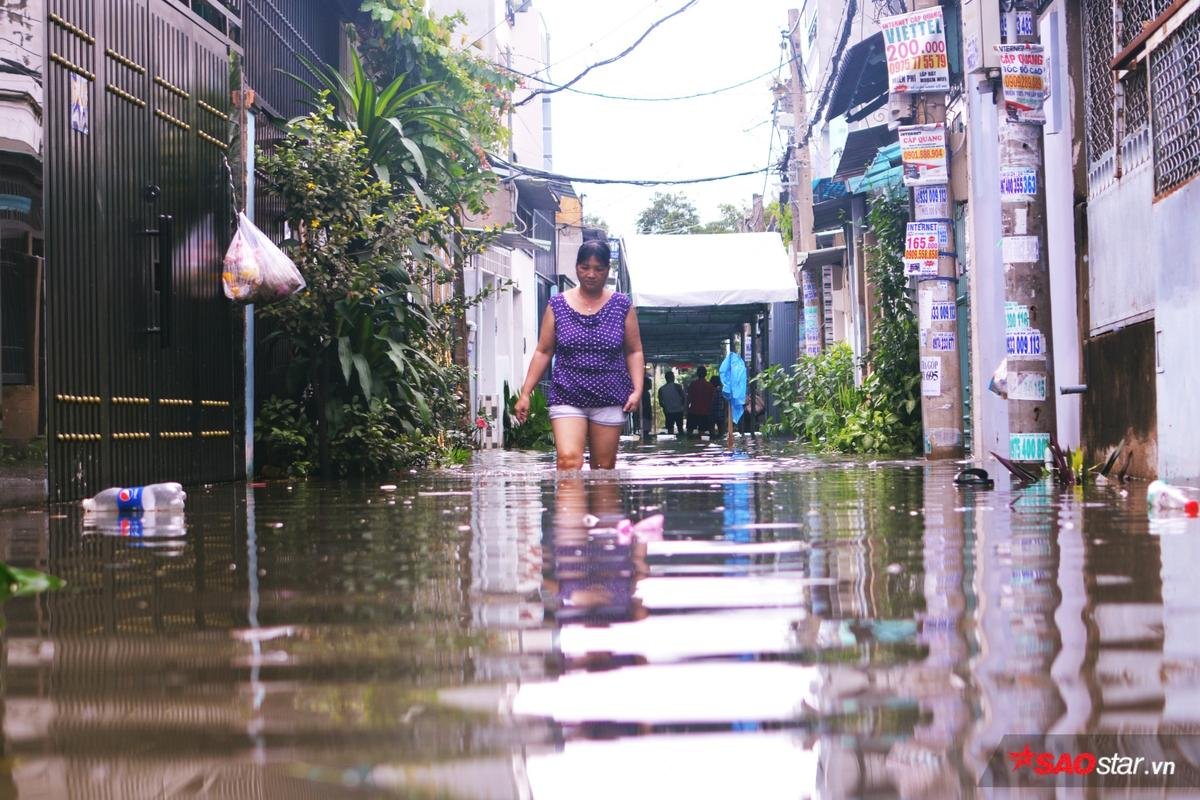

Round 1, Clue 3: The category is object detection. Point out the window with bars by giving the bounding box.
[1081,0,1115,164]
[1150,11,1200,195]
[1085,1,1200,196]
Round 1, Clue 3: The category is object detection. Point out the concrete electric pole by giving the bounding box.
[890,0,965,459]
[787,9,821,356]
[997,2,1056,467]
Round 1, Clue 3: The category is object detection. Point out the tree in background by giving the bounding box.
[695,202,748,233]
[583,214,610,235]
[765,199,792,243]
[636,192,701,234]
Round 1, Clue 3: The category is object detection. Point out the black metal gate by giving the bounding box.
[45,0,240,501]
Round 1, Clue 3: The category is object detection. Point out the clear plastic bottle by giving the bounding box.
[1146,480,1200,517]
[82,482,187,512]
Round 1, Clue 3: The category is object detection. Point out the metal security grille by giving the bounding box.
[1120,0,1156,131]
[1120,0,1158,46]
[242,0,341,119]
[45,0,240,499]
[1150,12,1200,195]
[1082,0,1116,163]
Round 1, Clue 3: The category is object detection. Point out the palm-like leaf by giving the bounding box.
[281,50,474,201]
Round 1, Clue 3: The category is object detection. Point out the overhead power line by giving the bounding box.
[513,0,699,108]
[504,54,797,103]
[491,155,769,186]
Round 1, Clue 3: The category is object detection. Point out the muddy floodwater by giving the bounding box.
[0,441,1190,797]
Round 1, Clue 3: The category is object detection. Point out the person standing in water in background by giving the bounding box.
[657,370,686,436]
[514,240,645,469]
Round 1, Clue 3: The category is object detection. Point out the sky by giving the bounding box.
[519,0,800,238]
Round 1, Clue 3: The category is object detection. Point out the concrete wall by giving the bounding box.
[0,0,43,158]
[1082,321,1156,479]
[1086,164,1155,334]
[1153,177,1200,480]
[1,0,45,449]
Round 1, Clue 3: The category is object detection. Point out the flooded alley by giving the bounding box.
[0,443,1188,797]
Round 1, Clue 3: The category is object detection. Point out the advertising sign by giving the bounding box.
[904,221,942,277]
[899,124,948,187]
[914,185,950,219]
[998,44,1047,124]
[921,357,942,397]
[881,8,951,93]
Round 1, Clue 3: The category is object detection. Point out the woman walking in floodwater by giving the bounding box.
[514,240,645,470]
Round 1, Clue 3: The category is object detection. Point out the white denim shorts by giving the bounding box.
[548,404,626,427]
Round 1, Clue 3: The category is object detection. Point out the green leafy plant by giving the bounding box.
[257,101,491,476]
[354,0,514,214]
[0,563,64,600]
[754,189,920,455]
[502,382,554,450]
[256,397,314,476]
[287,49,472,202]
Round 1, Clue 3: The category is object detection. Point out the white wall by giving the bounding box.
[512,250,538,378]
[1041,3,1081,449]
[0,0,43,158]
[965,76,1008,460]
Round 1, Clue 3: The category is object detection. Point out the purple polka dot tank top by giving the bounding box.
[548,292,635,409]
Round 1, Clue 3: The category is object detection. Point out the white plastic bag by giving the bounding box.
[222,211,305,304]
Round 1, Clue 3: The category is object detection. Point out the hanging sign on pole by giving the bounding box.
[899,123,949,187]
[881,7,951,93]
[998,44,1047,124]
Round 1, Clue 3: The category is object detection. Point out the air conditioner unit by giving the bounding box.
[961,0,1002,74]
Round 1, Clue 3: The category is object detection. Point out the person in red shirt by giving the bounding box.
[686,366,715,437]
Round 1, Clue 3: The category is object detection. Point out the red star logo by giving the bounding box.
[1008,744,1035,771]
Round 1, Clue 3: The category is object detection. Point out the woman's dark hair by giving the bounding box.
[576,239,611,267]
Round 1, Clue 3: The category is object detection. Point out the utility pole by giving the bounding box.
[896,0,964,459]
[787,9,821,356]
[997,2,1056,467]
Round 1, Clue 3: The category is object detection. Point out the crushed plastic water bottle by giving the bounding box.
[82,482,187,512]
[1146,480,1200,517]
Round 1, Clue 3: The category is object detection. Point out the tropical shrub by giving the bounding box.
[755,189,920,454]
[502,382,554,450]
[255,101,491,476]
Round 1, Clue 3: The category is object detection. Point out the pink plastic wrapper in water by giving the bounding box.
[222,211,306,304]
[615,514,665,544]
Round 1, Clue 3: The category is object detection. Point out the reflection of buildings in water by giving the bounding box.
[1084,500,1166,732]
[968,481,1066,779]
[469,475,544,631]
[1160,525,1200,727]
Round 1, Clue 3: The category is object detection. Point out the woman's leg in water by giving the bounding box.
[551,416,589,470]
[587,421,622,470]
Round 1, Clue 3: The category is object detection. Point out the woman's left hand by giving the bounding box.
[623,391,641,413]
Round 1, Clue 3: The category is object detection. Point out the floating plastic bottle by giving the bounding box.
[1146,480,1200,517]
[82,482,187,512]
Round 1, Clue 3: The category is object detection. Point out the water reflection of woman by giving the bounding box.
[546,478,648,633]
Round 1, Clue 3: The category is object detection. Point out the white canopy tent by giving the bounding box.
[621,233,798,362]
[623,232,798,307]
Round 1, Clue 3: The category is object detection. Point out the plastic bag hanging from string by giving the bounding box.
[219,155,305,304]
[719,352,748,425]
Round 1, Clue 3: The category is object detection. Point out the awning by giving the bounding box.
[848,143,904,194]
[825,33,888,123]
[465,228,552,252]
[833,125,896,181]
[797,245,846,270]
[624,233,797,308]
[624,233,796,361]
[813,195,851,233]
